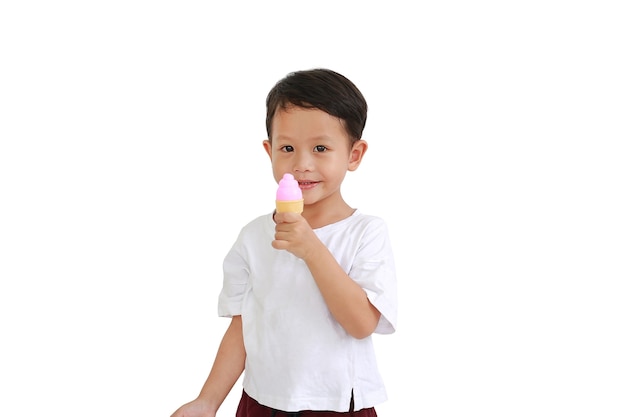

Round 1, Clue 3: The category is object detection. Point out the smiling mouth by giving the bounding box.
[298,181,318,189]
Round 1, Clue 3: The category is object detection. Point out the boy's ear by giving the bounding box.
[263,139,272,160]
[348,140,368,171]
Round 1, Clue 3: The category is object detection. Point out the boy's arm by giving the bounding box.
[171,315,245,417]
[273,212,382,339]
[303,243,381,339]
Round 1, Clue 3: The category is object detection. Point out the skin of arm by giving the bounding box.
[273,212,381,339]
[170,315,245,417]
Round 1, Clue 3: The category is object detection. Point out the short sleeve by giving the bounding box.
[350,218,398,334]
[217,238,249,317]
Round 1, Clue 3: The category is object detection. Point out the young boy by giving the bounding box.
[171,68,397,417]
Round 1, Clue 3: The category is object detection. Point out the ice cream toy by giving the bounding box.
[275,173,303,213]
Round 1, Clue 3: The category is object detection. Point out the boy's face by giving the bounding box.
[263,106,367,209]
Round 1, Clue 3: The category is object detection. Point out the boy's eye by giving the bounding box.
[313,145,327,152]
[281,145,294,152]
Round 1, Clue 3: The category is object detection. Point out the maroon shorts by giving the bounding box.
[235,390,377,417]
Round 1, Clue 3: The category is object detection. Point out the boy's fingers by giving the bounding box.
[274,211,300,223]
[271,239,288,250]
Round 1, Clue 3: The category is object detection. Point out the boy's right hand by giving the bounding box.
[272,211,323,261]
[170,398,215,417]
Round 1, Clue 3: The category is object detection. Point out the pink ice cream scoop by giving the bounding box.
[275,173,303,213]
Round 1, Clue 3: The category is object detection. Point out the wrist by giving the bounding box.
[302,238,328,264]
[194,392,220,414]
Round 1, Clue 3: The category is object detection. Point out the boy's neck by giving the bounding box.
[302,198,355,229]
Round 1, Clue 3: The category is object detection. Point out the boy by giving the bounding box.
[171,68,397,416]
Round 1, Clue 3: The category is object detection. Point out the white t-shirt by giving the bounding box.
[218,210,397,412]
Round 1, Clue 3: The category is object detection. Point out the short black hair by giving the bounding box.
[265,68,368,144]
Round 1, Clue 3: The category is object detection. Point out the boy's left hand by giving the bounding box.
[272,212,322,260]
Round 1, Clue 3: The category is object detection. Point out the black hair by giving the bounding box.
[265,68,368,144]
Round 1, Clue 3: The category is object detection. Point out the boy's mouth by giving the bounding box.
[298,180,319,190]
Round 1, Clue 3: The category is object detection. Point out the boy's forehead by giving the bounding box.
[273,108,345,134]
[269,104,357,148]
[273,105,340,124]
[276,103,321,115]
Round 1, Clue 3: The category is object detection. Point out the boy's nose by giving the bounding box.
[293,152,313,172]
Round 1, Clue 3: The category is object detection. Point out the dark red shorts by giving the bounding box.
[235,390,378,417]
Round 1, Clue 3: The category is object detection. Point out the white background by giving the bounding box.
[1,1,625,416]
